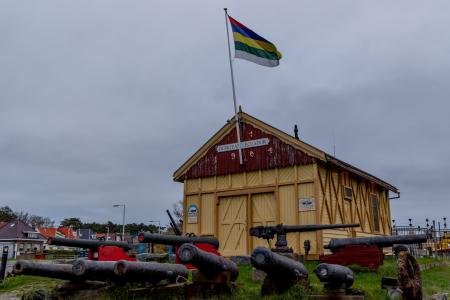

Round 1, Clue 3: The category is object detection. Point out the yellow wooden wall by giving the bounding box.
[183,164,320,255]
[316,165,391,253]
[182,163,392,256]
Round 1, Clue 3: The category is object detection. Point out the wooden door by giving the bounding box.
[218,195,248,256]
[251,192,276,250]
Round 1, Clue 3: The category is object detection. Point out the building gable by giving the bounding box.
[174,112,398,194]
[181,121,315,180]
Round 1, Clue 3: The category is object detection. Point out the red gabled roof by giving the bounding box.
[37,227,57,238]
[37,227,77,239]
[58,228,77,239]
[0,222,7,230]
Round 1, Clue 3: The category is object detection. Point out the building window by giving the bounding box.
[371,194,380,232]
[27,232,38,239]
[344,186,353,200]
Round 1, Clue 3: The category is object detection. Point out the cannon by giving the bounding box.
[138,232,220,267]
[314,263,354,290]
[178,243,238,281]
[47,237,135,261]
[312,263,366,300]
[324,234,429,251]
[13,260,75,280]
[320,234,429,271]
[72,260,118,282]
[250,223,360,254]
[251,246,308,296]
[113,260,189,284]
[48,237,130,250]
[177,243,239,297]
[138,232,219,249]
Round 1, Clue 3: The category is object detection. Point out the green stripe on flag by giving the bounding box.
[234,41,280,61]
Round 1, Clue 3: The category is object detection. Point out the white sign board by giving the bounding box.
[187,204,198,224]
[216,138,269,153]
[299,198,315,211]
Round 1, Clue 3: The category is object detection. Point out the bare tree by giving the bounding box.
[29,215,55,228]
[173,200,183,224]
[15,211,30,224]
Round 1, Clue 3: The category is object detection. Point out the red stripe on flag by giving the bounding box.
[228,16,251,31]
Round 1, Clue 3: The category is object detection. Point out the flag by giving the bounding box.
[228,16,282,67]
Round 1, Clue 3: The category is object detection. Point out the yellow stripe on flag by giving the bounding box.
[232,32,282,58]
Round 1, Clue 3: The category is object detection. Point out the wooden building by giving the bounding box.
[173,112,399,258]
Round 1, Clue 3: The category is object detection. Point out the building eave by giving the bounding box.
[325,155,399,193]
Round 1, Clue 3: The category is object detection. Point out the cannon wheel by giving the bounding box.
[396,250,422,300]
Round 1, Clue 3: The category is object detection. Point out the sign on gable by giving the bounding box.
[216,138,269,153]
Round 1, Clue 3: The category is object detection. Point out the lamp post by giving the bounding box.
[113,204,126,241]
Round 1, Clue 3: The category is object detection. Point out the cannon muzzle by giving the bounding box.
[13,260,74,280]
[138,232,219,249]
[314,263,354,289]
[178,243,239,281]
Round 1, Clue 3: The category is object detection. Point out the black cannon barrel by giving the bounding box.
[138,232,219,249]
[250,247,308,281]
[177,243,239,281]
[249,223,360,239]
[13,260,74,280]
[324,234,429,251]
[114,260,189,283]
[314,263,354,289]
[48,237,131,250]
[282,223,360,233]
[72,260,118,281]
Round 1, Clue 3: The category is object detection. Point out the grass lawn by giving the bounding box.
[0,257,448,299]
[230,257,450,300]
[0,275,62,299]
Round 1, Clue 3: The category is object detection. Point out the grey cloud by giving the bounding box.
[0,1,448,227]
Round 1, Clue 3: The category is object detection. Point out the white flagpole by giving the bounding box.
[224,8,244,165]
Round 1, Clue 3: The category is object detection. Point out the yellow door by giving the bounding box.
[218,195,248,256]
[251,192,277,251]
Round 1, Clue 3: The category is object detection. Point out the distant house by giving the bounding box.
[38,227,77,239]
[38,227,78,250]
[0,220,46,258]
[96,232,119,241]
[77,228,95,240]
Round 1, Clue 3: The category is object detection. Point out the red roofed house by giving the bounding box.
[38,227,78,250]
[38,227,77,239]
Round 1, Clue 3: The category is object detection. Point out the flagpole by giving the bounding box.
[224,8,244,165]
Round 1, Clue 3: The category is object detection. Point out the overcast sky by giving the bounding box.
[1,1,449,228]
